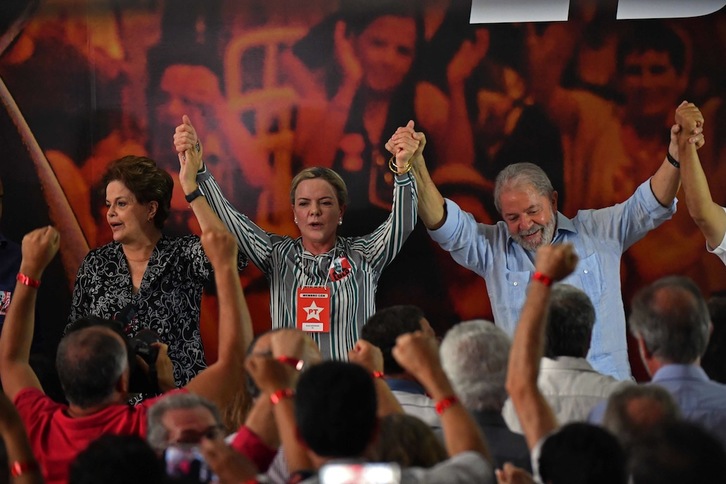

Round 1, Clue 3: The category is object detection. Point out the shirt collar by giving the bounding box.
[651,364,710,383]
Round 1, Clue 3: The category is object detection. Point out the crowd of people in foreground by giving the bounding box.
[0,98,724,483]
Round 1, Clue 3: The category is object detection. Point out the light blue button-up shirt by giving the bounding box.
[650,364,726,448]
[429,179,676,380]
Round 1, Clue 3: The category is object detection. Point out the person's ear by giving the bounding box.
[147,201,158,221]
[551,190,558,213]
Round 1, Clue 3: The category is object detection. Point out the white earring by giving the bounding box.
[338,218,342,225]
[294,218,298,224]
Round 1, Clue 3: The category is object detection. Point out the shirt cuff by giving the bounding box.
[428,198,459,242]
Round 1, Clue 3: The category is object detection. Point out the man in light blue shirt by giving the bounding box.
[386,107,703,380]
[626,276,726,449]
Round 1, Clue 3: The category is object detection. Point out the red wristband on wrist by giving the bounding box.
[532,271,553,287]
[276,356,304,371]
[270,388,295,405]
[371,371,384,379]
[16,273,40,288]
[435,395,459,415]
[11,460,39,477]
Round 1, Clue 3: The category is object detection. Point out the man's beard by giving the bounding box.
[513,216,556,251]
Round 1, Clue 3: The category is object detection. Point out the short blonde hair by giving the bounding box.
[290,167,348,207]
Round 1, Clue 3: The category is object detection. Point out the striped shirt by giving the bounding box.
[197,169,418,360]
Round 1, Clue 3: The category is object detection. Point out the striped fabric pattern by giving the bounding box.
[197,169,418,360]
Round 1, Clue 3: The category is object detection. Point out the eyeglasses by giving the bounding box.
[170,425,226,445]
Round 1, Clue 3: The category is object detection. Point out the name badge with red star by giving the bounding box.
[296,286,331,332]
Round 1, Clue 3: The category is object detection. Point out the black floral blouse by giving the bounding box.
[68,235,240,387]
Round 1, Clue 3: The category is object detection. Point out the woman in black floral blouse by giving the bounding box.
[68,155,245,390]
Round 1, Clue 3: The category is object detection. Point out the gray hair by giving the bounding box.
[629,276,710,364]
[147,393,223,453]
[545,284,596,358]
[439,319,511,411]
[493,162,554,214]
[603,384,681,450]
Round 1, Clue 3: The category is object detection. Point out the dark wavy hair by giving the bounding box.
[101,155,173,229]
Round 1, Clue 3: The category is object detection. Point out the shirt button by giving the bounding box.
[583,269,589,274]
[513,282,518,286]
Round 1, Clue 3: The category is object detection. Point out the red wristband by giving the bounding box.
[371,371,384,379]
[270,388,295,405]
[435,395,459,415]
[16,273,41,288]
[276,356,304,371]
[532,271,553,287]
[11,460,39,477]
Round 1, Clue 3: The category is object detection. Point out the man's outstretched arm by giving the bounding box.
[677,103,726,250]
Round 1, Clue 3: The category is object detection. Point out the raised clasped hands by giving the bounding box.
[385,120,427,175]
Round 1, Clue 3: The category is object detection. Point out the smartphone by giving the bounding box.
[163,444,214,483]
[319,462,401,484]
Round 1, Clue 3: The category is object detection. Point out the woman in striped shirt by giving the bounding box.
[174,116,419,360]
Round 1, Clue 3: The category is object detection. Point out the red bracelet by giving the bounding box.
[372,371,385,379]
[11,460,39,477]
[270,388,295,405]
[16,273,41,289]
[276,355,304,371]
[435,395,459,415]
[532,271,553,287]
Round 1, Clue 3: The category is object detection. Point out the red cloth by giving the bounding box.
[14,388,182,484]
[230,425,278,472]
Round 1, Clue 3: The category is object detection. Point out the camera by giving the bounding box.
[164,444,214,483]
[129,328,161,366]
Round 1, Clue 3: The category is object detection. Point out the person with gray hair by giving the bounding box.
[602,384,680,451]
[387,102,704,381]
[502,284,629,432]
[627,275,726,448]
[440,319,531,472]
[147,393,224,454]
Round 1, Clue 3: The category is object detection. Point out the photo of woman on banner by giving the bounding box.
[174,115,419,360]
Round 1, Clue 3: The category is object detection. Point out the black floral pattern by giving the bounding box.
[68,235,217,387]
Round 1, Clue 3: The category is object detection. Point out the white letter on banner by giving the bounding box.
[470,0,570,24]
[617,0,726,20]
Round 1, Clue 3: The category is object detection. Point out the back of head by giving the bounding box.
[602,384,680,450]
[439,319,510,412]
[539,423,627,484]
[56,326,128,408]
[369,413,447,468]
[629,420,726,484]
[629,276,710,364]
[100,155,173,229]
[493,162,554,214]
[296,361,377,459]
[545,284,595,358]
[147,393,223,454]
[69,434,164,484]
[361,305,425,375]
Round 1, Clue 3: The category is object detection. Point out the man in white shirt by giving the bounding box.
[503,284,630,432]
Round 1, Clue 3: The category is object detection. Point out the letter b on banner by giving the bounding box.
[470,0,726,23]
